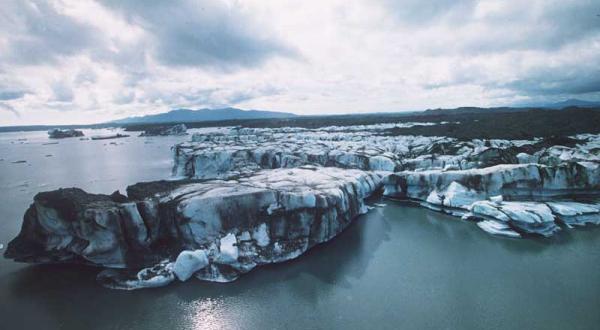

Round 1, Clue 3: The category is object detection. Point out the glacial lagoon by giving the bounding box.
[1,130,599,330]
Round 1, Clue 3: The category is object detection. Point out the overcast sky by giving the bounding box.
[1,0,599,125]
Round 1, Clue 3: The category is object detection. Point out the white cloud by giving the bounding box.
[0,0,599,125]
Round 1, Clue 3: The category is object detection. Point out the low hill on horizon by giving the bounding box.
[514,98,600,109]
[110,107,298,125]
[1,103,598,133]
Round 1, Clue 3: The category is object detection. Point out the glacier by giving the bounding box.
[4,122,600,289]
[5,166,382,289]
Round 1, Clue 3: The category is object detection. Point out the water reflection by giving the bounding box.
[185,298,234,330]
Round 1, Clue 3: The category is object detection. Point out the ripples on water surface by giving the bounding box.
[1,130,599,330]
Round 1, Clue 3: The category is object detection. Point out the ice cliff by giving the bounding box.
[383,162,600,237]
[4,122,600,289]
[139,124,188,137]
[4,167,382,289]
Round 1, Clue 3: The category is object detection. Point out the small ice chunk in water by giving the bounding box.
[172,249,209,281]
[0,243,4,250]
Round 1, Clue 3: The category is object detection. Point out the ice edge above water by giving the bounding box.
[3,124,600,289]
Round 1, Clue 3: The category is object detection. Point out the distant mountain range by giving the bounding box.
[2,100,598,132]
[517,98,600,109]
[111,107,298,125]
[422,107,526,116]
[422,99,600,116]
[110,100,600,125]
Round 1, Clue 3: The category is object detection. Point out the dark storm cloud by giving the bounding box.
[384,0,600,53]
[459,1,600,53]
[0,0,101,65]
[382,0,600,99]
[423,60,600,98]
[0,0,292,70]
[425,55,600,97]
[504,67,600,96]
[99,0,294,69]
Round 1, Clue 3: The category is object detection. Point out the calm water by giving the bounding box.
[1,131,599,330]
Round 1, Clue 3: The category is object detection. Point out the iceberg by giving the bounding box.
[4,167,382,289]
[48,128,84,139]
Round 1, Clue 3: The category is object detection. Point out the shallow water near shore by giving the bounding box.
[1,131,599,330]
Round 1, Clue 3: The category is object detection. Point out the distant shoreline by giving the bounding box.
[1,107,599,140]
